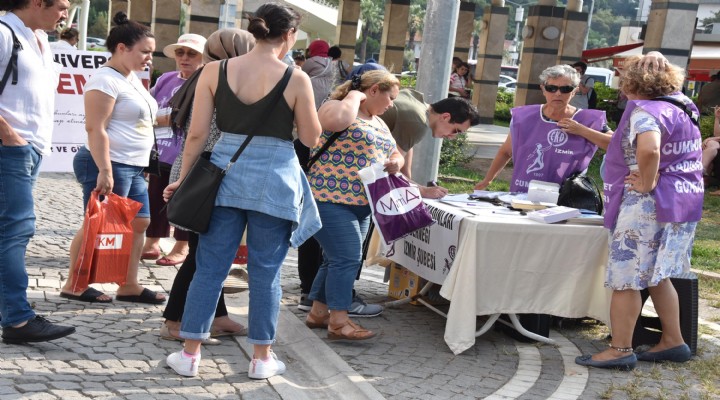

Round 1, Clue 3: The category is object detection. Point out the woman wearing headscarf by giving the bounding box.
[158,28,256,344]
[302,39,334,108]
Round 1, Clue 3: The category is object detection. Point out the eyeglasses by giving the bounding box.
[174,49,199,58]
[544,85,576,94]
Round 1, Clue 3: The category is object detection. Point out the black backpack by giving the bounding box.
[557,171,603,214]
[0,20,22,95]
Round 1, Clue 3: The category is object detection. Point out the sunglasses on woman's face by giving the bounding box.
[544,84,576,94]
[175,49,199,58]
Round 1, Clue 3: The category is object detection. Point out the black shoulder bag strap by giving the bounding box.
[222,60,294,171]
[0,20,22,95]
[306,129,346,170]
[649,97,700,127]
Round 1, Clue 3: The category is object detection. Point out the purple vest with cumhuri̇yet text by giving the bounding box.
[509,105,605,192]
[603,97,704,230]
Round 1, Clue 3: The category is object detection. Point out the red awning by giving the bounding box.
[581,42,644,64]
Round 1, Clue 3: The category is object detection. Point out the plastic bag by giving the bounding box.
[358,163,434,245]
[70,192,143,291]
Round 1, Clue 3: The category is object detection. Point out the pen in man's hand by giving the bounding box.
[427,180,438,187]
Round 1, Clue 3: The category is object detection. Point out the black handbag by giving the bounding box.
[557,171,603,214]
[145,147,161,176]
[166,63,293,233]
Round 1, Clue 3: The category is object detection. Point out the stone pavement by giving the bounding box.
[2,172,719,399]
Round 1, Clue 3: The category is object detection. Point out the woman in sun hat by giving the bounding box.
[140,33,207,267]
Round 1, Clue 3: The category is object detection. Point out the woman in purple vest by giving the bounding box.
[475,64,611,192]
[576,55,703,371]
[141,33,206,266]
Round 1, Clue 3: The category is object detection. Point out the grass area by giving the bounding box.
[438,155,720,276]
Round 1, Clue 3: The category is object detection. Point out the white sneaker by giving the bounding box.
[248,350,286,379]
[167,350,200,377]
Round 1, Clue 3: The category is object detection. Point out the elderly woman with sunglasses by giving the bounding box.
[475,64,611,192]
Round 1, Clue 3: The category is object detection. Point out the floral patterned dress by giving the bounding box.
[605,108,697,290]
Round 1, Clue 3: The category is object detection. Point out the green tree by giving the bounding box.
[88,11,108,38]
[357,0,384,62]
[587,8,627,49]
[702,9,720,27]
[407,2,425,64]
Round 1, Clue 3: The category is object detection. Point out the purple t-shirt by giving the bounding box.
[603,96,704,229]
[509,105,605,192]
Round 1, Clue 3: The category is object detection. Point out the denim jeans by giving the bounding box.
[0,143,41,328]
[180,207,291,345]
[309,202,371,311]
[73,147,150,218]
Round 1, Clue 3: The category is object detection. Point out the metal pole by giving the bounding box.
[78,0,90,51]
[410,0,461,185]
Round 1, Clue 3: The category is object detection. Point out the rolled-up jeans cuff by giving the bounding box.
[247,338,275,346]
[179,330,210,340]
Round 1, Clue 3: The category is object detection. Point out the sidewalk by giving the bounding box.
[465,123,509,159]
[1,172,718,399]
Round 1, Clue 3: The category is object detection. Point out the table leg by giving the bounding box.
[474,314,501,338]
[495,314,556,344]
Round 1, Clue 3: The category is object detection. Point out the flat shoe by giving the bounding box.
[115,288,166,305]
[159,323,221,345]
[636,344,692,363]
[575,353,636,371]
[327,320,376,341]
[155,256,185,266]
[211,325,248,337]
[305,313,329,329]
[141,250,160,260]
[60,287,112,303]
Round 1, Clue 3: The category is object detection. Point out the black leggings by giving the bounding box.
[162,232,227,321]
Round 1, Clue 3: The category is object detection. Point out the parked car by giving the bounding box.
[86,37,106,49]
[498,74,516,86]
[499,81,516,93]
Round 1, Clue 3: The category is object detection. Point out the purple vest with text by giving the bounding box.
[509,105,604,192]
[603,97,703,230]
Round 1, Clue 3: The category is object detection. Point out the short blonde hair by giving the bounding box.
[620,55,685,98]
[330,70,400,100]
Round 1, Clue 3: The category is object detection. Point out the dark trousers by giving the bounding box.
[162,232,227,321]
[298,237,322,294]
[146,166,190,241]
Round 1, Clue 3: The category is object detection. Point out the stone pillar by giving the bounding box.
[189,0,221,39]
[335,0,361,68]
[643,0,699,68]
[453,0,475,61]
[109,0,129,32]
[130,0,154,27]
[153,0,183,73]
[557,0,588,66]
[471,4,508,124]
[515,0,565,106]
[379,0,410,73]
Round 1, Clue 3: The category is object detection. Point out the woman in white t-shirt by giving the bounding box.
[60,12,166,305]
[448,61,471,98]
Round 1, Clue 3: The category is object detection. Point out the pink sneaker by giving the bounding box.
[248,350,286,379]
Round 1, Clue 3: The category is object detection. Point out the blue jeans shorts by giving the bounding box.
[73,146,150,218]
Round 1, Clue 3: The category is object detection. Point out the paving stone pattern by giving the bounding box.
[1,173,717,399]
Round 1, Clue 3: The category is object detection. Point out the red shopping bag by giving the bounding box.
[70,192,142,291]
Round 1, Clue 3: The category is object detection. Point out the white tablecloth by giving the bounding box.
[439,210,612,355]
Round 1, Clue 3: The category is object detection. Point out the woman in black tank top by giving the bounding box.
[163,3,321,380]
